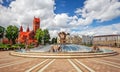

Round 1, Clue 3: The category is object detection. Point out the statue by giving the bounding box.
[49,45,61,52]
[58,32,67,44]
[49,32,67,52]
[91,45,100,52]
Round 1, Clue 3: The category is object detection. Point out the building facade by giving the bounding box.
[82,35,93,45]
[57,33,82,44]
[18,17,40,45]
[93,35,120,47]
[69,35,82,44]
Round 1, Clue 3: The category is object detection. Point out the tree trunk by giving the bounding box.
[12,39,16,44]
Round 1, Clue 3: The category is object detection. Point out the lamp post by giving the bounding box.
[42,37,44,45]
[25,37,28,51]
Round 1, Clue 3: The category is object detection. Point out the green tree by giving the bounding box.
[55,37,57,43]
[51,37,57,44]
[5,25,19,44]
[0,26,5,43]
[35,29,44,44]
[43,29,50,44]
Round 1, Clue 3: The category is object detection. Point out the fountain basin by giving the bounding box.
[10,44,118,58]
[29,44,114,53]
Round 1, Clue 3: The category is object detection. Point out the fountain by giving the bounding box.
[10,32,118,58]
[58,32,67,44]
[48,32,66,52]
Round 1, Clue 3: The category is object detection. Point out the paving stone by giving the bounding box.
[0,46,120,72]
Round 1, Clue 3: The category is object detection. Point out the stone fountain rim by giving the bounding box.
[9,51,118,59]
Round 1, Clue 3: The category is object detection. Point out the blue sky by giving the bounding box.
[55,0,84,16]
[55,0,120,27]
[0,0,14,7]
[0,0,120,37]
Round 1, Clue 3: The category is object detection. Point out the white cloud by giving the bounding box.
[78,23,120,36]
[0,0,55,30]
[53,13,69,26]
[0,0,120,38]
[49,30,58,38]
[0,0,3,3]
[75,0,120,23]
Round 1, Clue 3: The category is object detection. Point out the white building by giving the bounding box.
[93,34,120,47]
[82,35,93,45]
[57,34,82,44]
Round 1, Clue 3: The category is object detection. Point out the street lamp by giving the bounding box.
[42,37,44,45]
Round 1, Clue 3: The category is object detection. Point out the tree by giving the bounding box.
[5,25,19,44]
[0,26,5,43]
[51,37,57,44]
[35,29,44,44]
[43,29,50,44]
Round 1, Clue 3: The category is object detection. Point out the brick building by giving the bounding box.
[18,17,40,45]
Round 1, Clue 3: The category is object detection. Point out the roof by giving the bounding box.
[94,34,120,37]
[19,32,30,35]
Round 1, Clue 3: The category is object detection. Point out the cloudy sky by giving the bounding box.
[0,0,120,37]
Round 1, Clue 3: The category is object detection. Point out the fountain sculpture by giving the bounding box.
[49,32,67,52]
[58,32,67,44]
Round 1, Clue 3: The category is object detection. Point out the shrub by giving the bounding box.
[28,44,34,48]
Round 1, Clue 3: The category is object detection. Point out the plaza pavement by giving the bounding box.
[0,46,120,72]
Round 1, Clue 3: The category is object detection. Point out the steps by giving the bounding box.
[10,51,118,59]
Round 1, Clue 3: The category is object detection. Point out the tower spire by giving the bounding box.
[20,25,23,32]
[26,24,30,32]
